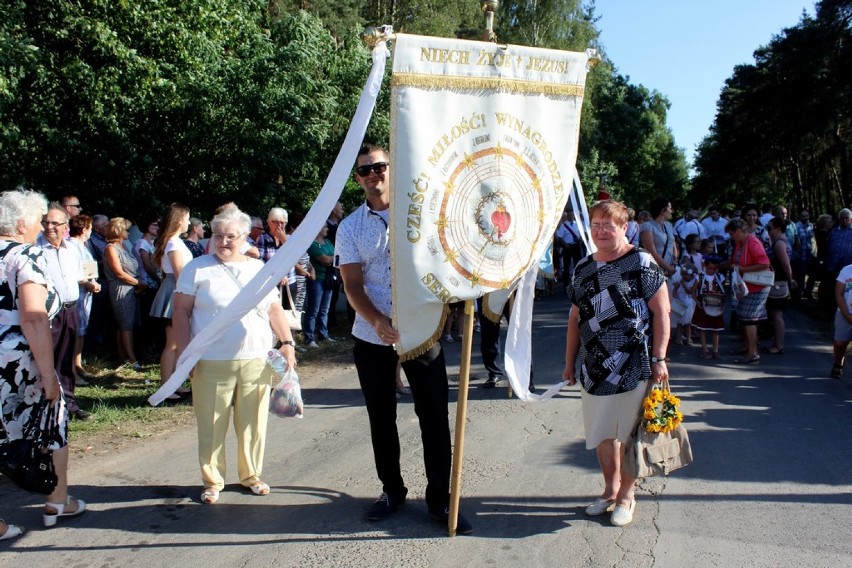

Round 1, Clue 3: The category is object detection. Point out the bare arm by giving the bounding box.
[641,229,675,276]
[105,245,139,286]
[172,292,195,362]
[562,305,581,385]
[774,241,797,288]
[245,245,260,259]
[836,280,852,324]
[267,302,297,369]
[18,282,61,403]
[647,283,672,383]
[140,248,159,280]
[168,249,187,280]
[339,262,398,343]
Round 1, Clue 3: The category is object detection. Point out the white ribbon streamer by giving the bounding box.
[149,39,391,406]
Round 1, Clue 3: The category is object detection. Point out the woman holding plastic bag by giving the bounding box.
[172,206,297,505]
[723,218,771,365]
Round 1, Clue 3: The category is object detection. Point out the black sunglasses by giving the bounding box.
[355,162,388,177]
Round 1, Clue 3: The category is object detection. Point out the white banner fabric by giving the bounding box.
[389,34,591,360]
[149,40,391,406]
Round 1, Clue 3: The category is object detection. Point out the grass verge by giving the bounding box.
[70,332,355,445]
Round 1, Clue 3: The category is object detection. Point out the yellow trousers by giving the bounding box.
[191,359,273,490]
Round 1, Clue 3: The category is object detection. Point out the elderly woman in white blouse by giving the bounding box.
[172,206,297,505]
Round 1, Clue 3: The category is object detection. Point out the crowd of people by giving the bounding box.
[553,198,852,366]
[3,158,852,539]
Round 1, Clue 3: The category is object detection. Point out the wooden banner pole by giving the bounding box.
[448,299,475,536]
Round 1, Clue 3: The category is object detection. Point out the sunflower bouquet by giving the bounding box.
[641,384,684,433]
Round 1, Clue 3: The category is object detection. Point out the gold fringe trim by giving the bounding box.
[391,73,585,97]
[397,304,450,362]
[480,292,504,324]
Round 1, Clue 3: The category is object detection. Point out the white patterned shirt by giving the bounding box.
[334,203,392,345]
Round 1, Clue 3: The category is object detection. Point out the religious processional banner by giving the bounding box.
[389,34,593,359]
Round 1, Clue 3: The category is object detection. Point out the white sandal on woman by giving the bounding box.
[43,496,87,527]
[0,520,23,541]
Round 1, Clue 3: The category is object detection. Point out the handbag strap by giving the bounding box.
[214,256,270,322]
[283,279,299,315]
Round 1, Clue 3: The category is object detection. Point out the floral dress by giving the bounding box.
[0,240,66,447]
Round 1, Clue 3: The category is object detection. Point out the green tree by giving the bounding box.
[692,0,851,214]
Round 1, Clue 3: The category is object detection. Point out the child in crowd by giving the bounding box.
[680,234,703,267]
[671,262,698,344]
[700,237,715,260]
[692,255,727,359]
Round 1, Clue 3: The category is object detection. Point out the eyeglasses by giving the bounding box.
[66,203,82,209]
[251,225,264,230]
[41,221,67,228]
[212,232,245,242]
[355,162,388,177]
[590,223,621,233]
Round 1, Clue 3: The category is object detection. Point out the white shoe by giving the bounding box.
[0,521,23,541]
[610,499,635,527]
[585,497,615,516]
[307,341,319,348]
[43,496,86,528]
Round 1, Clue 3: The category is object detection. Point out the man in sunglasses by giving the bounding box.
[335,143,473,535]
[37,204,90,420]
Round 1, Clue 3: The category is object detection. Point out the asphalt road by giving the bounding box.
[2,293,851,567]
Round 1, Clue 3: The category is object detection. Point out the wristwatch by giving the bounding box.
[281,340,296,347]
[650,356,665,363]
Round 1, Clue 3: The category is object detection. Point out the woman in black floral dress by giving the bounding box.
[0,189,86,531]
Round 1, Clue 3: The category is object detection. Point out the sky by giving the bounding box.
[594,0,817,167]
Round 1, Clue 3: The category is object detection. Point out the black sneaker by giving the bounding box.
[482,375,497,389]
[366,492,404,521]
[429,507,473,535]
[71,409,92,421]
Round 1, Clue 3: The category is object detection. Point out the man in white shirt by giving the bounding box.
[674,209,706,249]
[701,206,729,256]
[37,205,90,420]
[335,143,472,534]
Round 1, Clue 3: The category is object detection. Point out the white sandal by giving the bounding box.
[201,488,220,504]
[43,496,87,527]
[0,520,23,541]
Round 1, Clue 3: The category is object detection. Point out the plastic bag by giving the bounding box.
[731,269,749,301]
[267,350,304,418]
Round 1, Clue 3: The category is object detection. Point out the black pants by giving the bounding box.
[51,305,79,412]
[477,297,504,379]
[353,338,451,513]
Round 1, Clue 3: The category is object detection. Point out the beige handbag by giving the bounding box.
[622,380,694,478]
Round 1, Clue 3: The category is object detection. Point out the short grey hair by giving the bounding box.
[0,188,49,235]
[212,206,250,235]
[92,214,109,229]
[267,207,288,222]
[839,208,852,220]
[46,202,68,221]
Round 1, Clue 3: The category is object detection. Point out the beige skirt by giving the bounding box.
[582,382,649,449]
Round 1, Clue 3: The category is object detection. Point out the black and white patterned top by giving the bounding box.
[569,247,666,396]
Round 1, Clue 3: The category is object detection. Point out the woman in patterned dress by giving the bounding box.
[0,189,86,533]
[563,200,670,527]
[103,217,146,368]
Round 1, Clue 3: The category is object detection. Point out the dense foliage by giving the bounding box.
[692,0,851,215]
[1,0,693,220]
